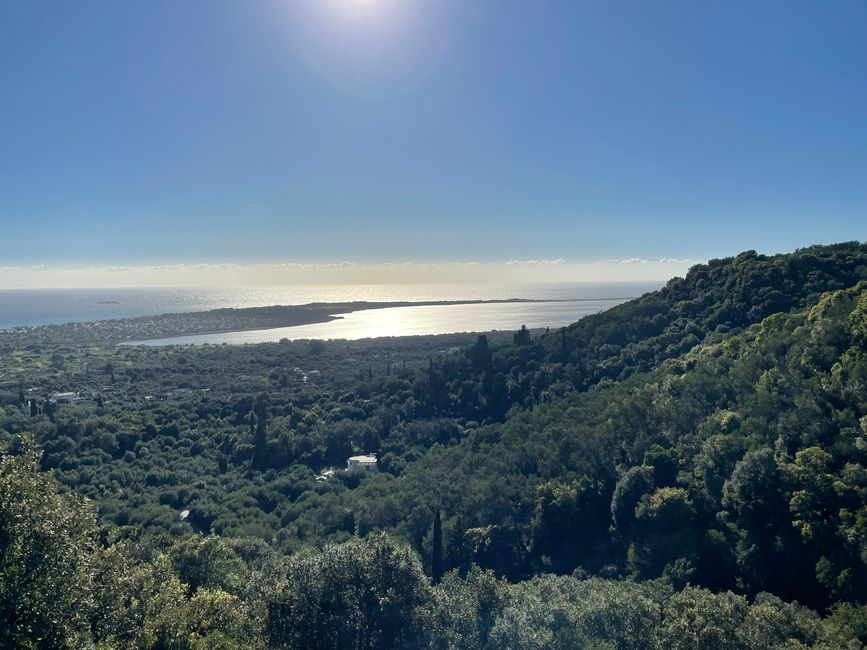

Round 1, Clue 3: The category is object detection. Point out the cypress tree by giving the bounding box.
[252,395,269,470]
[43,397,56,422]
[432,506,443,585]
[470,334,492,371]
[514,324,531,346]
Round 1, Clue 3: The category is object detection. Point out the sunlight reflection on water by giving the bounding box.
[131,298,627,345]
[0,282,659,329]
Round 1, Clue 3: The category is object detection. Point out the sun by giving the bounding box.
[334,0,381,13]
[321,0,407,34]
[320,0,387,23]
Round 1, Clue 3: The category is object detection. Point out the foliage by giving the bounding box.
[0,437,97,649]
[265,533,432,649]
[1,243,866,647]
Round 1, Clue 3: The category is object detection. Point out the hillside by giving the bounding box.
[298,281,866,608]
[1,243,866,648]
[415,241,867,424]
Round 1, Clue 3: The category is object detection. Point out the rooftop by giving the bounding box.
[347,454,377,464]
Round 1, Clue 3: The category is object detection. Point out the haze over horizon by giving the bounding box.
[0,258,696,289]
[1,0,865,288]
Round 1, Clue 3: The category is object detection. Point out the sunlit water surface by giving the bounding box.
[0,282,664,344]
[0,282,661,329]
[128,298,632,345]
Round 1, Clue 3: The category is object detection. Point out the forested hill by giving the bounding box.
[551,241,867,383]
[288,280,867,610]
[426,241,866,423]
[1,243,866,648]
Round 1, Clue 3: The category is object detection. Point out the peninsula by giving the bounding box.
[0,298,572,347]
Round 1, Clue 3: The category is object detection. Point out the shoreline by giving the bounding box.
[122,298,635,346]
[0,297,637,347]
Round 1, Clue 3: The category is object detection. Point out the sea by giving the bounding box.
[0,282,662,344]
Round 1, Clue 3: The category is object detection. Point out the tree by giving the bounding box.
[611,466,655,533]
[90,540,188,648]
[695,530,738,591]
[643,445,678,487]
[722,448,784,532]
[656,586,747,650]
[513,325,531,347]
[432,507,443,585]
[736,593,821,649]
[635,487,695,530]
[0,437,97,648]
[469,335,492,372]
[629,488,697,581]
[430,567,507,650]
[169,534,247,596]
[266,533,433,649]
[464,525,524,579]
[252,395,269,470]
[43,396,57,421]
[529,477,609,573]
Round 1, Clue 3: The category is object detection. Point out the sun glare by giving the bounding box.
[327,0,387,20]
[280,0,436,91]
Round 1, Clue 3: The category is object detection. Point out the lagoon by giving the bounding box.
[127,297,629,345]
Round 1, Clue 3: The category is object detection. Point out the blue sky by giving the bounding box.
[0,0,864,281]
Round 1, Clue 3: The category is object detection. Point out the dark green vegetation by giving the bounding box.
[1,242,866,648]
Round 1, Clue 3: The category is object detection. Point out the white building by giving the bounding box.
[50,392,79,404]
[346,453,378,472]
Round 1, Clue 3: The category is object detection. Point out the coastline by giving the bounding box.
[0,297,636,347]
